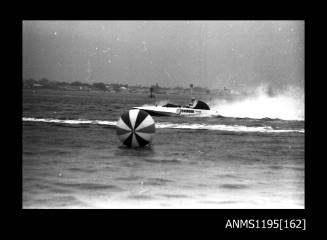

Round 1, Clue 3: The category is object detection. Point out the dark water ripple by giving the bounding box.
[143,158,182,164]
[268,165,284,170]
[143,178,174,186]
[30,195,86,208]
[160,194,188,198]
[115,176,143,181]
[127,194,155,200]
[54,182,123,191]
[67,167,98,173]
[219,184,249,190]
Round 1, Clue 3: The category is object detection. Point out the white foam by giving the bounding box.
[22,117,117,126]
[23,117,304,133]
[210,85,304,121]
[156,122,304,133]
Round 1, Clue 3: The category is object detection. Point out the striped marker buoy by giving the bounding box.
[116,109,155,147]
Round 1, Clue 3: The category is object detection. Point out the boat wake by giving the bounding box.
[23,117,304,134]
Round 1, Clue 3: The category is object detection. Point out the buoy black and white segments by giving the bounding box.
[116,109,155,147]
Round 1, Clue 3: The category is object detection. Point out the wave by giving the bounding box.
[22,117,117,126]
[23,117,304,133]
[156,122,304,133]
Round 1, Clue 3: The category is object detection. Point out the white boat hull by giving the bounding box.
[133,106,220,117]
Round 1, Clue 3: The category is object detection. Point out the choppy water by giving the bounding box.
[23,89,304,208]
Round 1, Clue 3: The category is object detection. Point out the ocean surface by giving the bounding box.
[22,89,304,208]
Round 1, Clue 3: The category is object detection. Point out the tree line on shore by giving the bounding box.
[23,78,129,91]
[22,78,212,94]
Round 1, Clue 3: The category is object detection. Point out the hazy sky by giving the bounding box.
[23,20,304,90]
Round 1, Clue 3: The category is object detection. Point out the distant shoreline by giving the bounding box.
[22,88,219,99]
[22,78,236,96]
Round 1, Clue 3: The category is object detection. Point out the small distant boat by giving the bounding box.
[134,99,220,117]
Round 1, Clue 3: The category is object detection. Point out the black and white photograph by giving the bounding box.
[22,20,304,209]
